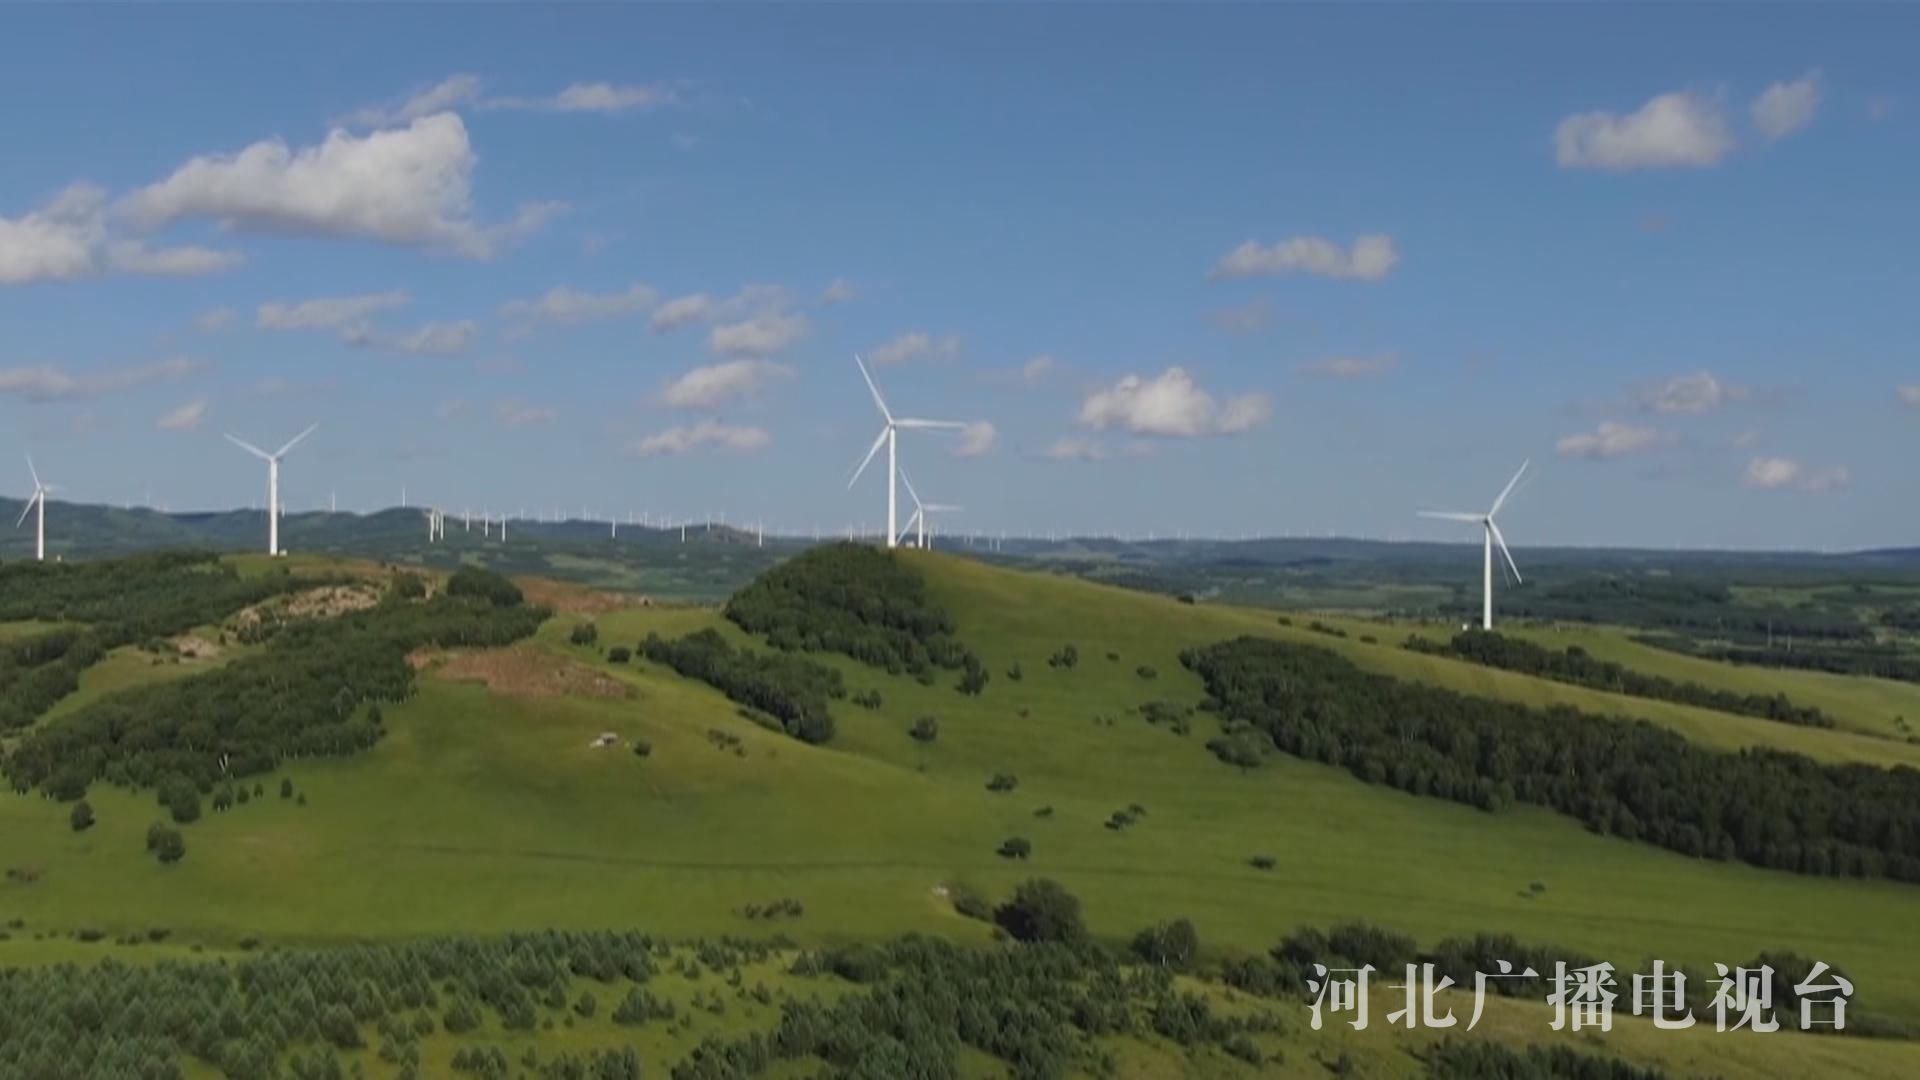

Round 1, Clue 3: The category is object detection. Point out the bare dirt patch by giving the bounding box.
[426,644,634,702]
[233,583,382,630]
[171,634,222,661]
[515,576,649,615]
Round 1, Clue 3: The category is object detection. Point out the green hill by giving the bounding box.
[4,548,1919,1077]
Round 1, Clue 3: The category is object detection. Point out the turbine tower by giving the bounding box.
[846,354,968,548]
[1418,460,1529,630]
[224,424,317,557]
[15,455,55,561]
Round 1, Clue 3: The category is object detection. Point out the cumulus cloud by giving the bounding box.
[344,320,478,356]
[0,357,199,403]
[157,398,209,432]
[1210,234,1398,282]
[494,400,557,428]
[1745,456,1850,492]
[1555,90,1735,170]
[627,419,770,457]
[121,113,560,259]
[1022,354,1057,385]
[257,290,410,331]
[1078,367,1271,438]
[710,310,808,358]
[1556,421,1666,460]
[1301,353,1398,379]
[336,74,485,128]
[1041,437,1106,462]
[1642,370,1742,414]
[0,183,241,285]
[650,293,712,332]
[820,278,857,305]
[660,360,794,409]
[1753,71,1821,141]
[501,282,657,326]
[954,421,998,458]
[868,331,961,367]
[340,76,675,128]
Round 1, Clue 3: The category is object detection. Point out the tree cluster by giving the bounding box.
[1182,636,1920,883]
[1407,629,1832,727]
[723,543,978,677]
[639,629,842,745]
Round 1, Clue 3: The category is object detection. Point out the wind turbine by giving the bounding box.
[16,456,54,561]
[1418,460,1529,631]
[846,354,968,548]
[224,424,317,556]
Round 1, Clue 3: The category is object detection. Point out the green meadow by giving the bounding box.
[6,551,1920,1075]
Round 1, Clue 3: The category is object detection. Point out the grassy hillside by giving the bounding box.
[4,550,1920,1076]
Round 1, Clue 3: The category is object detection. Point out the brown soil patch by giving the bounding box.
[172,634,222,660]
[427,644,633,702]
[515,576,649,615]
[234,583,382,628]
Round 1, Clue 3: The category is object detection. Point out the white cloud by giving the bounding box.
[660,360,794,409]
[501,282,657,325]
[1042,437,1106,462]
[710,310,808,358]
[1302,353,1398,379]
[1078,367,1270,438]
[494,400,557,428]
[0,183,241,285]
[1556,421,1666,460]
[650,293,712,332]
[337,74,485,128]
[1899,385,1920,408]
[954,421,998,458]
[1642,370,1742,414]
[1745,456,1850,492]
[1022,354,1057,385]
[495,82,677,114]
[1752,71,1821,141]
[1208,297,1274,334]
[122,113,558,259]
[157,397,209,432]
[869,330,961,367]
[627,420,771,457]
[345,320,477,356]
[1210,234,1398,282]
[0,357,199,403]
[257,290,410,331]
[195,307,237,332]
[820,278,857,305]
[1555,90,1735,171]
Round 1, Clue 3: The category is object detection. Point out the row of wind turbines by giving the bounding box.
[11,354,1532,630]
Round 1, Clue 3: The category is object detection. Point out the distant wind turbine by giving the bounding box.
[846,354,969,549]
[225,424,317,556]
[15,455,55,561]
[1418,460,1529,630]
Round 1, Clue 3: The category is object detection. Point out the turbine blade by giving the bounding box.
[1490,520,1522,585]
[846,427,889,490]
[899,469,923,510]
[1417,511,1483,522]
[274,423,319,459]
[854,354,892,423]
[1489,458,1530,517]
[14,493,34,529]
[225,434,272,460]
[893,419,967,430]
[896,509,920,547]
[25,454,39,491]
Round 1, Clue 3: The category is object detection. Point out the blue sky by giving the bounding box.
[0,5,1914,550]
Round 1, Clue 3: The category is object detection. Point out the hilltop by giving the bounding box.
[2,546,1920,1077]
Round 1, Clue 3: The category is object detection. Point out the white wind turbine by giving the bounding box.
[15,455,55,561]
[897,471,963,550]
[1419,460,1529,631]
[225,424,317,556]
[846,354,967,548]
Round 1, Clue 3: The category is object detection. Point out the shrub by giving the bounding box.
[150,826,185,865]
[1006,662,1024,682]
[948,884,994,921]
[607,645,632,663]
[1136,665,1158,679]
[445,566,523,607]
[1132,918,1200,971]
[280,778,294,799]
[997,837,1033,860]
[1249,855,1277,871]
[631,739,653,758]
[994,878,1084,943]
[1047,644,1079,670]
[68,800,94,832]
[909,716,939,743]
[986,773,1019,793]
[570,622,600,647]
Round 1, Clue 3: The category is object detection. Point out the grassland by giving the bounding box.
[5,552,1920,1076]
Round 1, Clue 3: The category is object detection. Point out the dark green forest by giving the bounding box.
[1406,629,1832,727]
[638,629,843,745]
[1182,637,1920,883]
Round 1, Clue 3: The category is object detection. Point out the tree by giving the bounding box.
[280,778,294,799]
[994,878,1083,943]
[152,826,185,865]
[446,566,523,606]
[996,837,1032,860]
[607,646,632,663]
[570,622,600,647]
[69,800,94,832]
[909,716,939,743]
[1131,918,1200,971]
